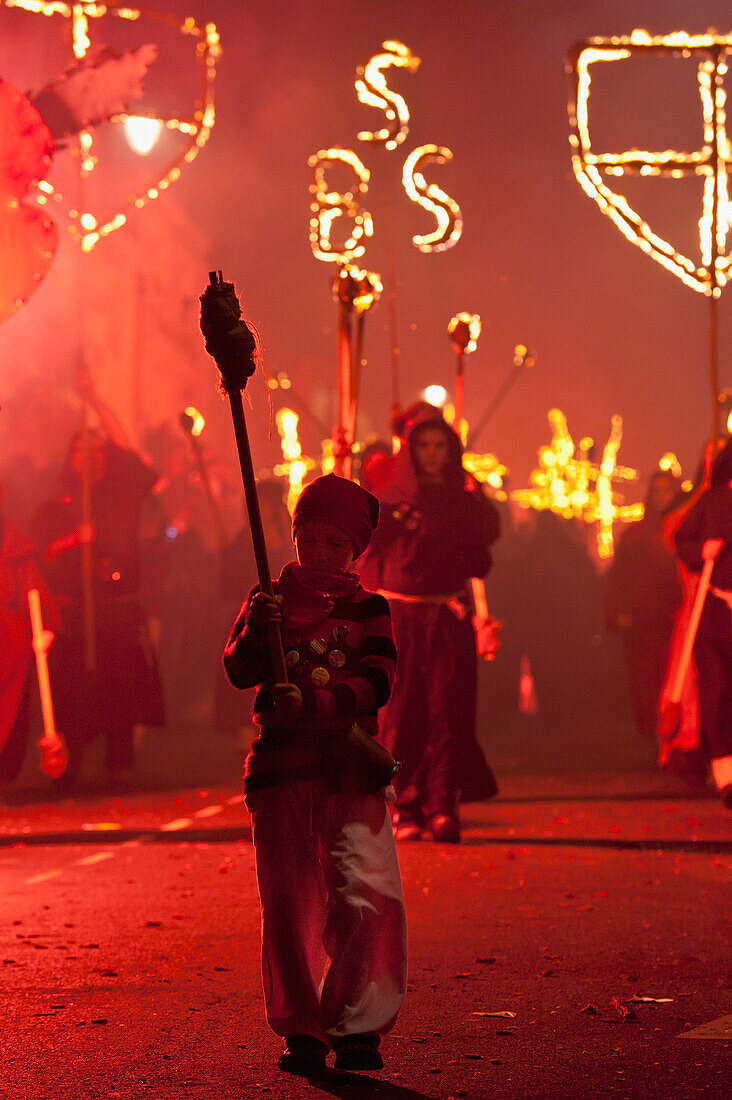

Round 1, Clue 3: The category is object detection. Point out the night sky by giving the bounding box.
[2,0,732,493]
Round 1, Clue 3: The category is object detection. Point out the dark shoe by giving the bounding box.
[278,1035,328,1076]
[333,1033,383,1071]
[429,813,461,843]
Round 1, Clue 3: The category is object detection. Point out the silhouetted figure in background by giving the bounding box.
[484,506,608,750]
[605,471,682,738]
[32,416,164,792]
[674,440,732,810]
[361,416,500,843]
[148,422,221,728]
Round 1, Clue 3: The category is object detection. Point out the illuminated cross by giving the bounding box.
[510,409,643,559]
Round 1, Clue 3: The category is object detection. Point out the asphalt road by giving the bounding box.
[1,773,730,1100]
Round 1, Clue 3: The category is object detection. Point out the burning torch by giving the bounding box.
[199,271,287,682]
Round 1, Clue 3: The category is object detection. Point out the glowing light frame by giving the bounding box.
[1,0,220,251]
[402,144,463,252]
[355,39,420,151]
[567,29,732,296]
[308,147,373,263]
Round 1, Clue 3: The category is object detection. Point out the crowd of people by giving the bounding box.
[1,379,731,817]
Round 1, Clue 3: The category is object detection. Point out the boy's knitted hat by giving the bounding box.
[292,473,380,556]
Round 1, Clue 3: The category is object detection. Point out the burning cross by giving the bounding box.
[509,409,643,560]
[567,30,732,297]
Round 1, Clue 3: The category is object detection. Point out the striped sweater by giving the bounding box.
[223,578,397,798]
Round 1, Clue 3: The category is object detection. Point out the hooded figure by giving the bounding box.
[360,417,500,842]
[605,470,683,739]
[674,439,732,808]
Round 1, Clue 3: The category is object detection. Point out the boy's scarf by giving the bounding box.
[277,561,360,631]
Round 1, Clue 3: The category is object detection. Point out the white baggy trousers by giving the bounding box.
[251,779,407,1045]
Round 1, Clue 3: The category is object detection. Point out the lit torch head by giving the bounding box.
[332,262,382,313]
[448,312,481,355]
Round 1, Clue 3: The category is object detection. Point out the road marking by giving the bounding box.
[678,1014,732,1039]
[25,870,62,884]
[75,852,115,866]
[194,805,223,819]
[15,794,248,884]
[159,817,193,831]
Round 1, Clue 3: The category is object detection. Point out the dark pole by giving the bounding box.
[454,351,465,426]
[384,195,401,418]
[448,316,472,435]
[199,271,287,683]
[710,293,720,441]
[710,46,722,442]
[180,412,226,553]
[349,310,366,460]
[80,398,96,672]
[466,346,534,451]
[334,293,353,478]
[276,384,330,441]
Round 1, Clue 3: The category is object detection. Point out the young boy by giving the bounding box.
[224,473,407,1076]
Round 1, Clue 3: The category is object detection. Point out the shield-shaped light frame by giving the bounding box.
[567,29,732,297]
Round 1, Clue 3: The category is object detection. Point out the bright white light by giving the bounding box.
[124,117,164,156]
[422,385,448,407]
